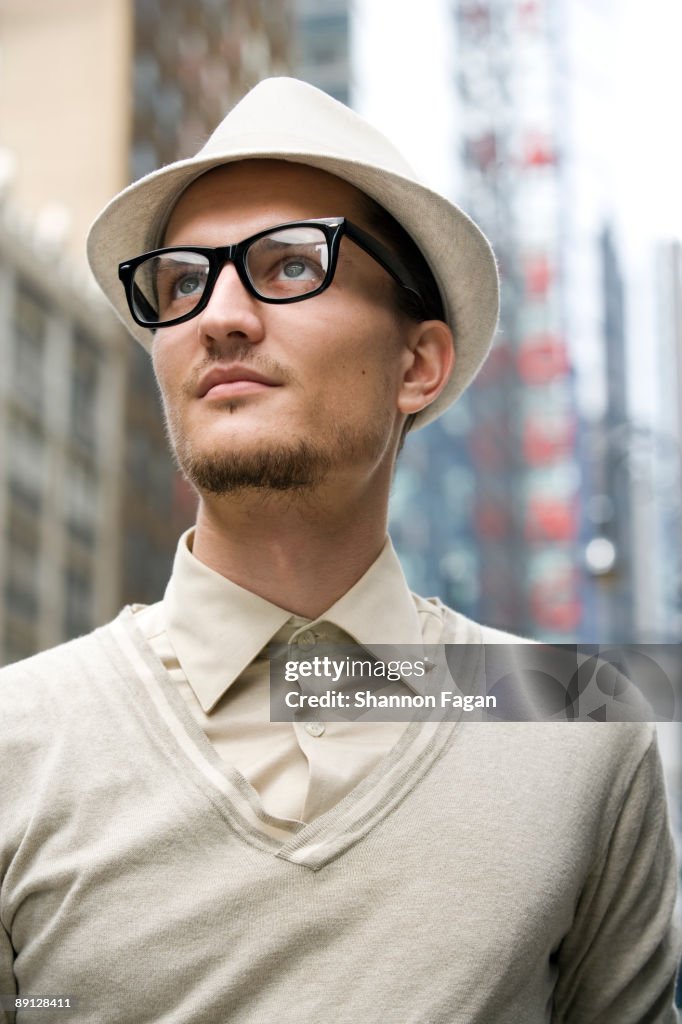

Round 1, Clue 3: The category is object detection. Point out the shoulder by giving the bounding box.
[0,614,148,849]
[0,615,130,751]
[1,623,109,694]
[417,596,657,763]
[412,594,534,644]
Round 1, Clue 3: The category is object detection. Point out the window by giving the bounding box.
[63,565,93,638]
[71,331,100,453]
[13,279,46,411]
[4,484,41,620]
[6,408,44,497]
[64,457,98,537]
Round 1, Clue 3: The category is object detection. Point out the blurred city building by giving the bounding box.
[0,197,127,663]
[653,238,682,637]
[131,0,292,179]
[0,0,294,662]
[291,0,350,103]
[579,226,634,639]
[383,0,586,639]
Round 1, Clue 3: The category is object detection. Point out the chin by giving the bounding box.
[173,433,335,495]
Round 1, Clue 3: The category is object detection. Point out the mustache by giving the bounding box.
[181,348,296,399]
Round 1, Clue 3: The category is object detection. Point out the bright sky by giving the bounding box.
[352,0,682,243]
[613,0,682,243]
[351,0,456,198]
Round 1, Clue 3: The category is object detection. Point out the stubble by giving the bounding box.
[159,353,393,497]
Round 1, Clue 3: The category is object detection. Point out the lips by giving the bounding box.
[197,365,279,398]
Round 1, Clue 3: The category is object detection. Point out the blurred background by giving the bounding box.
[0,0,681,888]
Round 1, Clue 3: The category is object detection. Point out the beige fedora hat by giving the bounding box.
[87,77,499,430]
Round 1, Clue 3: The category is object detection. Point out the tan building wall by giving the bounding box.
[0,0,132,263]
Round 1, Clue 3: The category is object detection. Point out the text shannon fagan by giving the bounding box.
[284,690,497,711]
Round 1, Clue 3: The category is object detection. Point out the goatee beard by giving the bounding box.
[176,440,335,495]
[163,351,340,495]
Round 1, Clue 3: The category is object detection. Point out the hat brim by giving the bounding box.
[87,148,499,431]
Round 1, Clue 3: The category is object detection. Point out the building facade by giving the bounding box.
[385,0,585,638]
[364,0,660,643]
[0,0,296,656]
[131,0,293,179]
[0,198,127,664]
[291,0,350,103]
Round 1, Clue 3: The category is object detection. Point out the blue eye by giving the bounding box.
[283,261,307,278]
[276,258,320,282]
[175,274,203,296]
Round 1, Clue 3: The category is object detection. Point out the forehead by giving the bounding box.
[163,159,371,244]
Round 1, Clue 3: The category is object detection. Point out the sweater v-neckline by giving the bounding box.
[101,608,465,871]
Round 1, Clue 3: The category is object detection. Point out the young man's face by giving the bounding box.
[151,159,419,496]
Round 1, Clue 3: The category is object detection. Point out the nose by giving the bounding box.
[196,261,265,351]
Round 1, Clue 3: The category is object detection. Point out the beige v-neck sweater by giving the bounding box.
[0,609,679,1023]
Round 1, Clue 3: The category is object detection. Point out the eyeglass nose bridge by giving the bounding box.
[212,242,240,267]
[204,241,258,303]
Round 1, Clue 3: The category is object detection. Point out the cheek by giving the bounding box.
[151,339,183,402]
[308,351,401,426]
[305,302,405,374]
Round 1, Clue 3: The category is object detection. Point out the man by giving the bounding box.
[0,78,678,1023]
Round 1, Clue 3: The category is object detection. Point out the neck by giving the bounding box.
[190,471,392,619]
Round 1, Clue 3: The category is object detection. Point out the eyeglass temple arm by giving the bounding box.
[343,222,424,302]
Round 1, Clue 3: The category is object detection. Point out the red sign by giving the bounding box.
[523,253,553,296]
[529,571,581,631]
[525,497,577,541]
[523,418,576,464]
[517,334,570,384]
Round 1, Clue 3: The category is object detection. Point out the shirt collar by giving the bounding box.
[312,540,424,658]
[164,528,426,712]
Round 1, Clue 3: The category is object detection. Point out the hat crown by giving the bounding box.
[197,77,418,180]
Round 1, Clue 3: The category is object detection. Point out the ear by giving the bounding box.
[397,320,455,416]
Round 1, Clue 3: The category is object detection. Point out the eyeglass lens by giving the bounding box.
[130,225,331,324]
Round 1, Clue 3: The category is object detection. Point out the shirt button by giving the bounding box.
[297,630,316,651]
[304,721,325,737]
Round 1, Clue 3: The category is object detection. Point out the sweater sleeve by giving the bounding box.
[553,732,680,1023]
[0,919,16,1024]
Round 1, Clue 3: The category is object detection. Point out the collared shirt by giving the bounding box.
[134,528,444,828]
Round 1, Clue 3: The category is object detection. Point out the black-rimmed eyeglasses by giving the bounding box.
[118,217,427,329]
